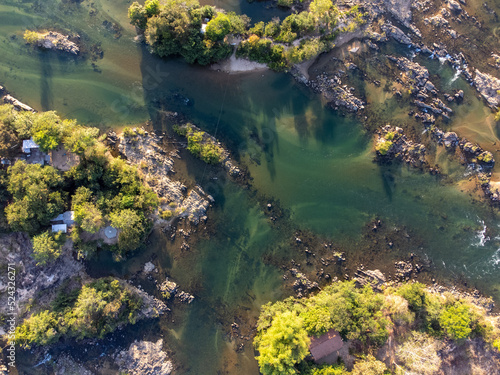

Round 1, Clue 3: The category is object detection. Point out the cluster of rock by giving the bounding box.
[473,70,500,108]
[31,31,80,55]
[0,232,84,319]
[0,86,35,112]
[389,56,458,123]
[354,269,386,291]
[289,268,319,297]
[310,73,365,112]
[375,125,427,168]
[158,278,195,304]
[115,339,173,375]
[114,129,211,225]
[175,123,241,177]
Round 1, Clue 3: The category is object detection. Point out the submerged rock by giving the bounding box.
[115,339,173,375]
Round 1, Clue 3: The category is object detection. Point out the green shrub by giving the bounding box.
[32,231,64,266]
[23,30,41,45]
[376,140,393,156]
[439,303,472,340]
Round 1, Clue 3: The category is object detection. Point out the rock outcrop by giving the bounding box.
[375,125,427,168]
[117,129,211,225]
[0,233,84,320]
[115,339,173,375]
[473,70,500,108]
[2,94,35,112]
[33,31,80,55]
[310,73,365,112]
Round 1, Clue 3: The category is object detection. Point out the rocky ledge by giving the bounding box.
[374,125,427,168]
[114,128,211,225]
[473,70,500,108]
[310,73,365,112]
[31,31,80,55]
[115,339,173,375]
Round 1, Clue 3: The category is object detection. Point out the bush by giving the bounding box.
[375,140,393,156]
[23,30,41,45]
[351,355,387,375]
[32,231,64,266]
[439,303,472,340]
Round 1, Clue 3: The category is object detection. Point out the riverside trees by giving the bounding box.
[254,281,500,375]
[129,0,366,70]
[0,104,158,260]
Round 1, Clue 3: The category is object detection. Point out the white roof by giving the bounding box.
[201,24,207,33]
[22,138,39,151]
[51,211,75,225]
[52,224,67,233]
[104,226,117,239]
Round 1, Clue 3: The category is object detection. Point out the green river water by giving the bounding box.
[2,0,500,373]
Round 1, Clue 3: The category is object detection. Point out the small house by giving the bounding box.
[22,138,39,154]
[309,329,344,363]
[51,211,75,226]
[51,224,67,233]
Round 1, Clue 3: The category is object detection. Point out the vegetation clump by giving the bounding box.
[15,278,143,348]
[174,123,224,164]
[254,281,500,375]
[129,0,366,70]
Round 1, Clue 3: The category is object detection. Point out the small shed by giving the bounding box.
[104,226,118,239]
[309,329,344,363]
[52,224,67,233]
[201,24,207,34]
[22,138,39,153]
[51,211,75,226]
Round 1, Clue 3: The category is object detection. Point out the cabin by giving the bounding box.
[22,138,39,154]
[309,329,344,363]
[51,211,75,226]
[51,224,67,233]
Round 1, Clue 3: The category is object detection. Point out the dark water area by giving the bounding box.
[2,0,500,374]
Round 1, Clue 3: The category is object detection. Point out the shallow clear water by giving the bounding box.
[2,1,500,374]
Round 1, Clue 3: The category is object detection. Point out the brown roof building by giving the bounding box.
[309,329,344,363]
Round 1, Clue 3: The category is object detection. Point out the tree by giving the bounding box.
[255,310,310,375]
[109,209,145,252]
[5,161,64,234]
[31,111,63,152]
[0,120,19,158]
[63,125,99,155]
[15,310,60,348]
[351,355,387,375]
[439,303,472,340]
[74,202,104,233]
[32,231,63,265]
[205,13,231,41]
[128,2,148,29]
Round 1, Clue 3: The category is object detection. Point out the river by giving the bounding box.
[2,0,500,374]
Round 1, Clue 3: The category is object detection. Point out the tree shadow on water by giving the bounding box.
[38,50,53,111]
